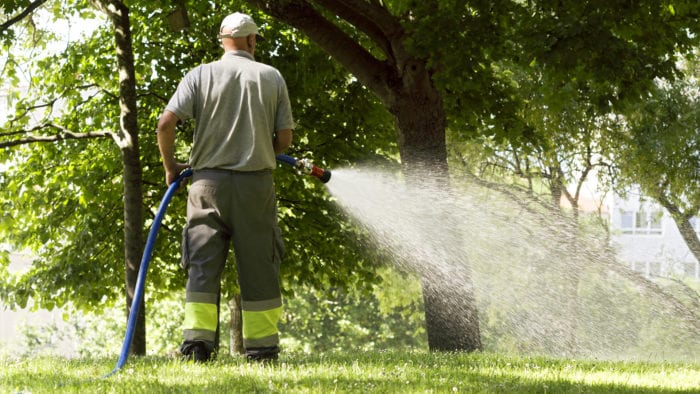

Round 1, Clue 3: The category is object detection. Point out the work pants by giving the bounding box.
[181,169,284,350]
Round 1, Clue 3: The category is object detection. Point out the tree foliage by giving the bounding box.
[1,0,395,318]
[614,53,700,261]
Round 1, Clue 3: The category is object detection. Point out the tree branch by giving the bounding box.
[0,123,114,148]
[6,84,106,129]
[0,0,49,34]
[248,0,396,103]
[312,0,403,62]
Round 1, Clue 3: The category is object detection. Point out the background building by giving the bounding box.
[608,192,699,281]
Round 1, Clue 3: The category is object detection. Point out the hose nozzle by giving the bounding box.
[296,158,332,183]
[276,154,332,183]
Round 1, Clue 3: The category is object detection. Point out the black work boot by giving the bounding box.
[180,340,214,363]
[245,346,279,363]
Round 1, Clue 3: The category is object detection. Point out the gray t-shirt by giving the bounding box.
[165,50,294,171]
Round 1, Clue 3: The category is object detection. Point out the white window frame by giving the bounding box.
[619,208,663,235]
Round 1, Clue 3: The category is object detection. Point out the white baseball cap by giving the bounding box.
[219,12,264,41]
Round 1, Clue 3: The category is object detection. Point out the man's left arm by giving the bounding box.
[273,128,293,154]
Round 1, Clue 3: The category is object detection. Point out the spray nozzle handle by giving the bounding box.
[276,154,331,183]
[295,158,314,175]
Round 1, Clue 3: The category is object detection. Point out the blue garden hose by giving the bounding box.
[276,153,297,167]
[103,168,192,378]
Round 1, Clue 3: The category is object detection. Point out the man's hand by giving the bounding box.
[165,162,192,186]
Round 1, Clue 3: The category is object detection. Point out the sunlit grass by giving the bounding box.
[2,350,698,393]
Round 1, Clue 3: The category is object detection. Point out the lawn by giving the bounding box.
[2,351,698,393]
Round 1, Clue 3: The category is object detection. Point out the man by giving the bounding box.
[157,11,294,362]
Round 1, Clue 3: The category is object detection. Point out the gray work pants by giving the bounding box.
[181,169,284,347]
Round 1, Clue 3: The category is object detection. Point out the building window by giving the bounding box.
[620,208,663,235]
[620,211,635,233]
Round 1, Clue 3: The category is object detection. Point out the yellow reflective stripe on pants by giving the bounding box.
[184,302,218,331]
[242,306,282,340]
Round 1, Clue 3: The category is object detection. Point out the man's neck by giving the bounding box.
[224,49,255,60]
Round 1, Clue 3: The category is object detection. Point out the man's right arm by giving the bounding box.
[157,110,191,185]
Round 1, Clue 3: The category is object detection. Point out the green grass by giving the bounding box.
[1,351,698,393]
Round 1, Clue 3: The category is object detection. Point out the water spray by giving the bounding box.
[276,153,332,183]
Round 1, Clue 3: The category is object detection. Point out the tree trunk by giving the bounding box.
[390,70,482,352]
[654,192,700,267]
[229,293,245,355]
[674,217,700,263]
[116,6,145,356]
[549,169,564,210]
[246,0,482,352]
[93,0,145,355]
[672,215,700,260]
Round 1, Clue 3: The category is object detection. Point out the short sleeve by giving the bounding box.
[164,68,199,122]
